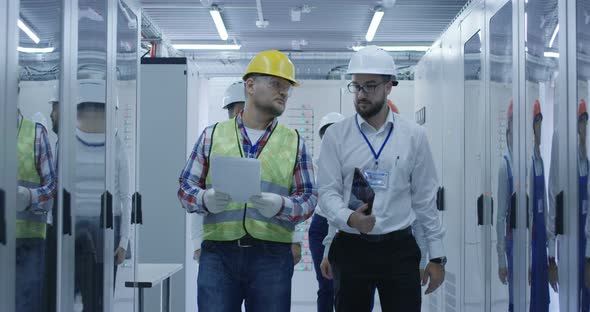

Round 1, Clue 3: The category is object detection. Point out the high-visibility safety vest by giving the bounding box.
[203,118,299,243]
[16,118,47,239]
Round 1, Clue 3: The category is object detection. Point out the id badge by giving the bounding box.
[583,200,588,215]
[363,169,389,190]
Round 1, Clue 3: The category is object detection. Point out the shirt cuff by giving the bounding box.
[336,209,355,233]
[192,238,202,250]
[29,188,38,208]
[427,239,445,260]
[547,238,556,258]
[197,190,208,213]
[323,243,331,259]
[118,237,129,251]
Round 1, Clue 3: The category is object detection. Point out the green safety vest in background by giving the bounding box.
[203,118,299,243]
[16,118,47,239]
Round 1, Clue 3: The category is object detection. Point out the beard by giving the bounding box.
[355,95,386,119]
[256,98,285,117]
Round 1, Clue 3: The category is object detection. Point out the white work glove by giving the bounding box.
[203,189,231,214]
[17,186,31,212]
[250,192,283,218]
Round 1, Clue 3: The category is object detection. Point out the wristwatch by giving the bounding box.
[430,256,447,267]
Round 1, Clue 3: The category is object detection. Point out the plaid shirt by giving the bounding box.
[18,117,57,213]
[178,113,317,224]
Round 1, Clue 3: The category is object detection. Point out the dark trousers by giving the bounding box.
[74,216,122,312]
[43,224,58,312]
[328,230,422,312]
[309,214,335,312]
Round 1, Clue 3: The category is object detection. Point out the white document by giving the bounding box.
[210,155,261,203]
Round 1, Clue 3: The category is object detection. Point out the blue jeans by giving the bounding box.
[16,238,46,312]
[198,239,294,312]
[309,214,335,312]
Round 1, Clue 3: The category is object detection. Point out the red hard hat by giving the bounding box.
[579,99,588,120]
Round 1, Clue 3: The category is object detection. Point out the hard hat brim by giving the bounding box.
[242,72,300,87]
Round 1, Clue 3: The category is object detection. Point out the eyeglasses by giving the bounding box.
[347,81,388,94]
[257,76,293,97]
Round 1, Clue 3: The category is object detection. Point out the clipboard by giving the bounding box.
[350,168,375,215]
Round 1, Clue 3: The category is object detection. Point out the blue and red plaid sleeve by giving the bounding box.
[275,135,318,224]
[178,126,215,214]
[30,123,56,213]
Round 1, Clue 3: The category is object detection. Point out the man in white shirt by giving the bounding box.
[317,46,446,311]
[73,80,132,312]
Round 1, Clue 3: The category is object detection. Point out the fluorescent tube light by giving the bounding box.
[544,51,559,58]
[365,9,384,42]
[18,46,54,53]
[173,44,241,50]
[353,45,430,52]
[18,19,40,44]
[210,6,228,41]
[549,24,559,48]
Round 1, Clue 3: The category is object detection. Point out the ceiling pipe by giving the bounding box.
[255,0,269,28]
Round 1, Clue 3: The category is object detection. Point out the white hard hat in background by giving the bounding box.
[222,81,246,109]
[347,45,397,76]
[78,80,106,105]
[319,112,346,134]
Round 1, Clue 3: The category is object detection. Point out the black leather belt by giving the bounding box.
[338,227,412,242]
[213,235,290,248]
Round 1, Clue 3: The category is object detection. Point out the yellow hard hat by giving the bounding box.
[242,50,299,86]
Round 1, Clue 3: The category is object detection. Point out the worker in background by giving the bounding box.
[44,84,60,312]
[190,81,302,266]
[74,80,132,312]
[15,85,57,312]
[496,101,515,312]
[309,112,346,312]
[223,81,247,119]
[317,46,445,312]
[178,50,317,311]
[319,103,430,311]
[528,99,554,312]
[577,99,590,311]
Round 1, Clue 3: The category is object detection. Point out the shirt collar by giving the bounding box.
[356,109,394,133]
[236,111,277,136]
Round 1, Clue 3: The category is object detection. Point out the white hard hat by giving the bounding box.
[222,81,246,109]
[78,80,106,105]
[49,84,59,103]
[319,112,345,134]
[347,45,397,76]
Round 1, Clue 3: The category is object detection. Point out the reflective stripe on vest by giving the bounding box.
[203,118,298,243]
[16,119,46,239]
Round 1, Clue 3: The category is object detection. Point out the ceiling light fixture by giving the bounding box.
[353,45,430,52]
[173,44,241,50]
[365,7,384,42]
[18,19,40,44]
[18,46,54,53]
[209,6,228,41]
[544,51,559,58]
[549,24,559,48]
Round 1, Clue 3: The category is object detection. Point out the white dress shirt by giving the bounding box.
[318,110,445,259]
[75,129,132,250]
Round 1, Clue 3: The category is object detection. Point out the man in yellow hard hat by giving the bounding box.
[178,50,317,311]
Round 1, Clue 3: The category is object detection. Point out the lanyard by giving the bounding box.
[243,127,265,158]
[355,114,393,167]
